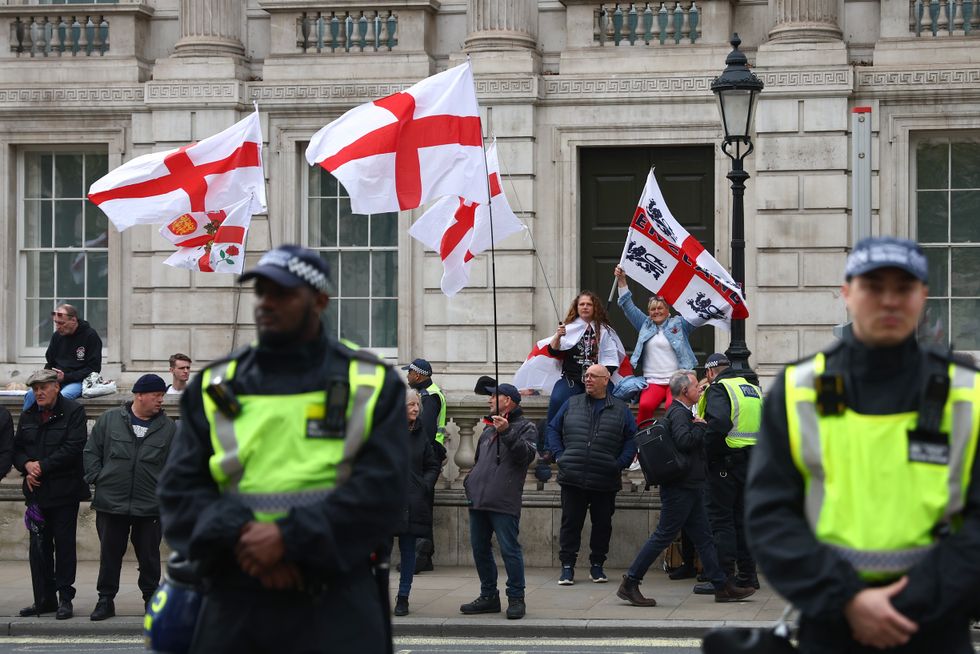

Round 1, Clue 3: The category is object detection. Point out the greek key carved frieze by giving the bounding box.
[0,87,144,105]
[146,83,244,102]
[249,83,404,102]
[545,76,713,97]
[857,68,980,89]
[757,69,852,89]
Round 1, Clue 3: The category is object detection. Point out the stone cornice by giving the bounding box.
[756,68,853,94]
[0,85,144,108]
[145,81,248,107]
[249,75,538,105]
[544,75,714,99]
[857,66,980,93]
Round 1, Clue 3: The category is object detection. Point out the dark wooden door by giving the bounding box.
[579,146,716,370]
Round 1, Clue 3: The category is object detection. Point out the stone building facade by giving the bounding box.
[0,0,977,396]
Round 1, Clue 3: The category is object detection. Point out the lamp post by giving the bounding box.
[711,33,764,383]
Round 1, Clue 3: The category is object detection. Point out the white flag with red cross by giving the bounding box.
[305,61,488,214]
[88,109,266,231]
[159,195,253,273]
[408,141,525,296]
[618,170,748,330]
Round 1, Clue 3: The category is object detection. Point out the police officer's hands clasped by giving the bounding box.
[235,521,289,583]
[843,576,918,649]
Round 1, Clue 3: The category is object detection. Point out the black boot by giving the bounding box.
[90,597,115,621]
[668,564,696,580]
[459,594,501,614]
[506,597,526,620]
[393,595,409,616]
[616,575,657,607]
[414,538,434,573]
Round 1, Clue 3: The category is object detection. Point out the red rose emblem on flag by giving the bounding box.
[226,245,239,256]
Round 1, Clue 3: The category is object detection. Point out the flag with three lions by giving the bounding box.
[617,170,748,330]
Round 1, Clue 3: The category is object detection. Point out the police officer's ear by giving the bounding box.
[312,290,329,314]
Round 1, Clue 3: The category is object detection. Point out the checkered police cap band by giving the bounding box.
[407,363,430,376]
[286,257,330,293]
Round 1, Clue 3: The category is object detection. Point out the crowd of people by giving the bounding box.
[1,238,977,654]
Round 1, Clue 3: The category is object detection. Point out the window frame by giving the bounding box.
[15,143,116,361]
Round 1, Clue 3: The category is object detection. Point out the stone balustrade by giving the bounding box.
[911,0,979,36]
[596,1,702,47]
[295,10,400,54]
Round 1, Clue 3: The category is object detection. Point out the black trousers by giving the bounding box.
[37,502,79,602]
[706,458,756,579]
[95,512,162,601]
[558,485,617,566]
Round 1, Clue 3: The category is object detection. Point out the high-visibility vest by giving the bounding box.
[201,343,386,523]
[697,376,763,448]
[423,381,447,445]
[785,352,980,581]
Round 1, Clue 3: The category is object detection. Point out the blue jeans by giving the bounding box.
[547,377,585,425]
[23,382,82,410]
[469,509,525,599]
[626,485,726,587]
[394,535,416,597]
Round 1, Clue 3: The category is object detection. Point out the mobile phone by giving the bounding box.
[482,415,494,425]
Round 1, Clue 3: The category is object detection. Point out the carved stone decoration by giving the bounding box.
[452,417,480,486]
[464,0,538,51]
[768,0,842,43]
[174,0,245,57]
[440,418,462,486]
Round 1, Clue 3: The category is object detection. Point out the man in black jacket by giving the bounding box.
[84,373,176,621]
[0,406,12,479]
[158,245,407,654]
[13,369,91,619]
[23,304,102,411]
[546,364,637,586]
[460,383,537,620]
[617,370,755,606]
[746,237,980,653]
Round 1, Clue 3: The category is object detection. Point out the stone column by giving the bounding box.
[464,0,537,51]
[768,0,842,42]
[173,0,245,57]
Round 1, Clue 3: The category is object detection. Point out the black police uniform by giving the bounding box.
[746,333,980,653]
[158,327,408,654]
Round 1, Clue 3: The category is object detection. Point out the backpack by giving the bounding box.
[635,417,690,486]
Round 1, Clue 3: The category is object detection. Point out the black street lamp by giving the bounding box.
[711,33,763,384]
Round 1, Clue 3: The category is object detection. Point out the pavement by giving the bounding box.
[1,561,978,642]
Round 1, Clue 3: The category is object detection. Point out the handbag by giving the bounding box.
[702,605,798,653]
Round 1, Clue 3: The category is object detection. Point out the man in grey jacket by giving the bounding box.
[461,382,537,620]
[83,374,176,621]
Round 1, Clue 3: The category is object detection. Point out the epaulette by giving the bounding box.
[923,344,980,373]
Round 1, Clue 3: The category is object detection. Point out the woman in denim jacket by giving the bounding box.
[614,265,698,424]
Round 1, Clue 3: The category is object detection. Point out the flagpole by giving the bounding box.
[483,137,500,385]
[608,166,656,304]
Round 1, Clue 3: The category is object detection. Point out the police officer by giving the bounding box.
[697,352,762,592]
[746,237,980,653]
[157,245,408,654]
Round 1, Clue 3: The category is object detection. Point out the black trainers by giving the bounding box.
[693,581,715,595]
[668,564,696,580]
[90,597,115,621]
[393,595,409,616]
[736,574,761,589]
[459,594,501,614]
[558,565,574,585]
[18,600,58,617]
[506,597,526,620]
[55,599,73,620]
[589,564,608,583]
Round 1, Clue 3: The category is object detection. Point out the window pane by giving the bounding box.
[84,203,109,245]
[25,251,56,299]
[84,153,108,191]
[28,300,54,349]
[371,251,397,297]
[371,299,397,348]
[950,191,980,243]
[309,199,337,248]
[338,213,368,247]
[951,142,980,189]
[371,212,398,246]
[916,142,949,190]
[86,299,108,343]
[321,301,340,338]
[922,247,949,297]
[54,153,83,198]
[40,154,53,199]
[319,251,338,293]
[951,299,980,350]
[56,251,85,297]
[951,248,980,297]
[340,251,370,297]
[340,298,369,343]
[309,166,338,198]
[918,298,948,347]
[24,153,46,199]
[55,200,83,247]
[23,200,48,248]
[916,191,948,243]
[87,251,109,298]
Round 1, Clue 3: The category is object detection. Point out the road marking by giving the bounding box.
[0,638,141,644]
[394,637,704,647]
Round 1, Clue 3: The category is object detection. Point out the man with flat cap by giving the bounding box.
[13,369,90,619]
[84,373,176,621]
[401,357,446,572]
[696,352,763,593]
[746,237,980,653]
[158,245,408,654]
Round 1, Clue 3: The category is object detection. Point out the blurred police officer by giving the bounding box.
[746,237,980,653]
[158,245,408,654]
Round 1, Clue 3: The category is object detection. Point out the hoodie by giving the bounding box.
[45,319,102,384]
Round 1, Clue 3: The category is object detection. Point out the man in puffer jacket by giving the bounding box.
[83,374,176,621]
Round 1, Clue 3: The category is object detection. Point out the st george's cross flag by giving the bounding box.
[305,62,488,214]
[408,141,525,296]
[159,195,254,273]
[88,109,266,231]
[512,319,634,392]
[618,170,748,330]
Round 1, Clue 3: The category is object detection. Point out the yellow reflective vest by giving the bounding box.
[698,376,763,449]
[785,352,980,581]
[201,343,386,523]
[424,381,447,445]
